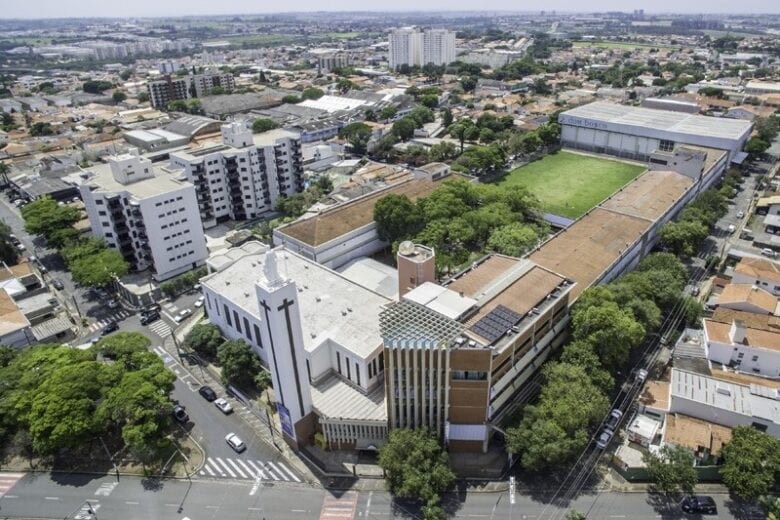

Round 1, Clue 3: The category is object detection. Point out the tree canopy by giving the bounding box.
[20,196,81,241]
[720,426,780,500]
[643,444,698,494]
[378,428,455,520]
[184,323,224,359]
[217,339,261,389]
[0,222,19,266]
[252,118,278,133]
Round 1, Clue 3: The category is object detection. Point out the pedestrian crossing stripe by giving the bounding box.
[0,472,26,499]
[198,457,300,482]
[87,310,132,331]
[147,321,172,336]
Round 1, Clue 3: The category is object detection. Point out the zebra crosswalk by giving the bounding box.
[146,319,172,337]
[0,472,25,499]
[87,310,132,332]
[199,457,301,482]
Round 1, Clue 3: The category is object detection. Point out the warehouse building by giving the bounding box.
[559,101,753,164]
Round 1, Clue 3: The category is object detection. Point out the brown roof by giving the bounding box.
[664,413,732,455]
[641,380,671,410]
[600,170,693,222]
[704,319,780,352]
[530,208,650,300]
[465,264,565,326]
[717,284,778,314]
[278,177,443,247]
[0,261,34,282]
[711,308,780,332]
[734,257,780,284]
[447,255,520,299]
[0,288,29,337]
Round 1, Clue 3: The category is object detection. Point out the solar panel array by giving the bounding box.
[469,304,523,344]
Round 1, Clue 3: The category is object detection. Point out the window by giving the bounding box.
[224,305,231,325]
[355,362,360,385]
[243,317,251,340]
[98,210,107,216]
[234,311,241,333]
[751,355,759,362]
[346,359,351,380]
[378,352,384,371]
[336,352,341,374]
[368,363,373,379]
[737,352,745,359]
[253,324,263,348]
[306,360,312,383]
[659,139,675,152]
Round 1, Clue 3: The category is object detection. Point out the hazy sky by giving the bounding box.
[1,1,777,19]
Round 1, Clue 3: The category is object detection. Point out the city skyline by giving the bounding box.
[0,1,778,19]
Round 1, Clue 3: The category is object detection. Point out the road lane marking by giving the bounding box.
[266,461,288,481]
[246,460,266,479]
[225,458,248,478]
[45,496,59,500]
[126,501,139,505]
[3,495,18,498]
[277,461,301,482]
[214,457,237,477]
[235,459,254,476]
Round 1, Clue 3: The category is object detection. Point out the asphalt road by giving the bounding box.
[0,471,762,520]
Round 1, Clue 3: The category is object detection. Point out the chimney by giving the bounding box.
[730,320,746,344]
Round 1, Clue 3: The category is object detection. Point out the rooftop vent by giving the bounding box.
[716,385,732,397]
[341,310,347,316]
[530,307,540,315]
[454,337,466,346]
[468,340,477,348]
[315,296,321,302]
[347,307,353,312]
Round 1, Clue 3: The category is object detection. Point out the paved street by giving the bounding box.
[0,471,763,520]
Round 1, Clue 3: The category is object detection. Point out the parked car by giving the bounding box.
[172,405,189,424]
[727,224,736,233]
[142,303,161,314]
[761,248,777,258]
[140,311,160,325]
[198,385,217,401]
[605,409,624,431]
[8,234,19,245]
[214,398,233,414]
[51,279,64,290]
[225,432,246,453]
[736,210,745,218]
[595,428,614,450]
[101,322,119,336]
[636,368,649,383]
[16,243,25,252]
[194,296,205,308]
[681,495,717,515]
[174,308,192,323]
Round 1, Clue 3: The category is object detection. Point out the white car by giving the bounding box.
[194,296,205,308]
[225,432,246,453]
[214,398,233,414]
[174,309,192,323]
[16,243,26,252]
[736,210,745,218]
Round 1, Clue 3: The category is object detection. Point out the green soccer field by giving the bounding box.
[494,151,646,219]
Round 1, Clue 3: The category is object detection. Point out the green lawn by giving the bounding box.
[494,151,646,219]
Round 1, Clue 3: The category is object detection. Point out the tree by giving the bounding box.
[392,117,416,142]
[20,197,80,241]
[378,429,455,507]
[720,426,780,500]
[301,87,324,100]
[448,123,468,153]
[409,106,435,127]
[119,70,132,81]
[374,194,424,243]
[643,445,698,494]
[167,99,189,112]
[460,76,477,92]
[82,80,113,94]
[335,78,356,93]
[210,86,225,96]
[659,219,708,257]
[217,339,261,388]
[420,94,438,109]
[254,370,273,392]
[572,301,645,369]
[184,323,223,359]
[70,247,129,287]
[29,122,54,136]
[745,137,770,156]
[761,496,780,520]
[440,107,453,127]
[282,95,301,104]
[112,91,127,103]
[338,122,372,155]
[559,340,614,393]
[487,223,539,257]
[0,221,19,266]
[429,141,458,162]
[252,118,278,134]
[314,175,334,194]
[565,512,587,520]
[378,105,398,120]
[506,362,610,471]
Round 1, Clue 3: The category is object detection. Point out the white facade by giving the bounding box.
[704,319,780,379]
[389,28,423,69]
[560,102,753,163]
[670,368,780,437]
[169,124,304,228]
[423,29,456,66]
[80,152,208,281]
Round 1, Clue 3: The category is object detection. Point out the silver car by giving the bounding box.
[225,432,246,453]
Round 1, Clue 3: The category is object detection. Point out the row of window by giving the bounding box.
[211,297,265,351]
[154,196,184,207]
[157,209,187,219]
[167,250,196,262]
[336,351,361,386]
[166,239,193,251]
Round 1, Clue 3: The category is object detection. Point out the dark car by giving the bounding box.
[681,495,717,515]
[101,322,119,336]
[142,303,161,314]
[198,385,217,401]
[140,311,160,325]
[51,279,64,290]
[172,405,189,424]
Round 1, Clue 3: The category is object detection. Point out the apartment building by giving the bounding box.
[169,123,303,228]
[423,29,456,67]
[389,27,455,69]
[147,73,235,109]
[731,257,780,297]
[79,151,208,281]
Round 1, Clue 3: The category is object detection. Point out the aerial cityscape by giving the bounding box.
[0,4,779,520]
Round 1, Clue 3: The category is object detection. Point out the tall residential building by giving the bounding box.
[79,151,208,281]
[389,27,423,69]
[147,73,235,109]
[169,123,304,228]
[423,29,456,67]
[389,27,455,69]
[317,51,350,73]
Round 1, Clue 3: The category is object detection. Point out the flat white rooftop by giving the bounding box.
[201,245,390,359]
[82,161,192,200]
[562,101,752,141]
